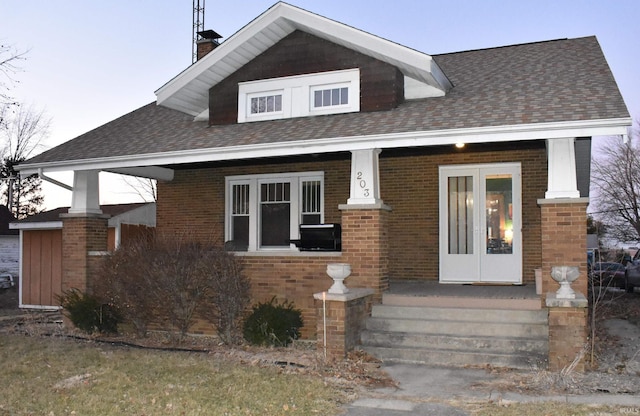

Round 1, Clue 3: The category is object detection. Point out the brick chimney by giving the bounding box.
[196,29,222,60]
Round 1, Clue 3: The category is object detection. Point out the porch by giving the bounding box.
[384,280,541,310]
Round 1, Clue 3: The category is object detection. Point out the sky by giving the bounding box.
[2,0,639,210]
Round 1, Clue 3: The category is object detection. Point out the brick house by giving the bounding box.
[16,3,630,369]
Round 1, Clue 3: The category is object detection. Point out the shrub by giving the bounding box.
[57,289,120,334]
[198,248,251,345]
[243,297,303,347]
[94,238,157,337]
[94,235,250,343]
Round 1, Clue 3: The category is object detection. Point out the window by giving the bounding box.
[226,172,324,251]
[238,69,360,123]
[312,86,349,108]
[249,93,283,115]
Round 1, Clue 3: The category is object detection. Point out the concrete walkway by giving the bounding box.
[341,363,640,415]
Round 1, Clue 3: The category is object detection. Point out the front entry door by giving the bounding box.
[439,163,522,284]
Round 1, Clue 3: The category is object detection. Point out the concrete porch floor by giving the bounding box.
[385,280,542,310]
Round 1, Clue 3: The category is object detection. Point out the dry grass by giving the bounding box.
[466,401,626,416]
[0,334,344,415]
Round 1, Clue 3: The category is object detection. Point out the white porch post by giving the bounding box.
[69,170,102,215]
[545,138,580,199]
[347,149,384,206]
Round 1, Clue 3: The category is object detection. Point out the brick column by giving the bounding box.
[314,289,374,360]
[547,302,588,372]
[339,205,391,302]
[538,198,589,298]
[538,198,589,370]
[61,213,109,294]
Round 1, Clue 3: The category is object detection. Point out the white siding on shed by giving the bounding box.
[0,235,19,276]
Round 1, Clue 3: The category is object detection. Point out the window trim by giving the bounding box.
[237,69,360,123]
[225,171,325,251]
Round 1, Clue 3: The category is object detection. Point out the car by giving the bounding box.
[625,250,640,293]
[0,273,15,292]
[590,262,626,288]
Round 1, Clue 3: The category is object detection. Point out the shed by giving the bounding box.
[10,203,155,309]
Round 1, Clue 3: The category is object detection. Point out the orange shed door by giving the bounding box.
[21,230,63,307]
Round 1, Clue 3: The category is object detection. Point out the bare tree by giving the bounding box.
[0,42,28,114]
[120,176,157,202]
[591,123,640,244]
[0,104,49,218]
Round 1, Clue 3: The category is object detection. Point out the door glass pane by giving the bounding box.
[448,176,474,254]
[485,175,513,254]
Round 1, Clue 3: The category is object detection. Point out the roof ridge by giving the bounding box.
[433,36,594,57]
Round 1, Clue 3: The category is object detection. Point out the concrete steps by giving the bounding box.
[361,304,549,369]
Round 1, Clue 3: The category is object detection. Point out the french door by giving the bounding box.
[439,163,522,284]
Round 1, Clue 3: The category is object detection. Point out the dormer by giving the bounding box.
[155,2,452,124]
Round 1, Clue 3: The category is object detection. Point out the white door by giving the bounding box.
[439,163,522,284]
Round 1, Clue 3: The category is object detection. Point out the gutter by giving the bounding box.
[16,117,632,176]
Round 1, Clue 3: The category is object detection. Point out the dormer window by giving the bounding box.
[250,92,283,115]
[238,69,360,123]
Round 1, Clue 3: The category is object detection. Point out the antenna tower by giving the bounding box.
[192,0,205,63]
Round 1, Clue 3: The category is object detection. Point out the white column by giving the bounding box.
[347,149,383,205]
[545,138,580,199]
[69,170,102,214]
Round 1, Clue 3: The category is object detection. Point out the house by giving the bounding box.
[14,3,630,369]
[9,203,155,309]
[0,205,19,277]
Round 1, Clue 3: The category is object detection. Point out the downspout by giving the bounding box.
[37,169,73,191]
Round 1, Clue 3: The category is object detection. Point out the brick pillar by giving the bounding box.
[339,206,391,302]
[539,199,589,298]
[314,289,374,360]
[547,305,588,371]
[539,198,589,371]
[61,213,109,294]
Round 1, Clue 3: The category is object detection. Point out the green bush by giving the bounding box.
[243,297,302,347]
[57,289,120,334]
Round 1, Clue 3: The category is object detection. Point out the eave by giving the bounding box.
[16,117,631,176]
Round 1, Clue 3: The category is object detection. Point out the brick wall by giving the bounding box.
[380,142,546,282]
[155,143,547,337]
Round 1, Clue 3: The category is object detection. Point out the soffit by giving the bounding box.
[155,2,450,116]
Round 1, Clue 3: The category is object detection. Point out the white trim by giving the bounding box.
[15,118,631,176]
[237,69,359,123]
[10,221,62,230]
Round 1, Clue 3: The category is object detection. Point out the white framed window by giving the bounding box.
[311,84,349,109]
[250,93,283,115]
[238,69,360,123]
[226,172,324,251]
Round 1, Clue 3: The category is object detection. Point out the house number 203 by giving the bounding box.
[356,171,370,197]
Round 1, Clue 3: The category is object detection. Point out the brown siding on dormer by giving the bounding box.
[209,30,404,125]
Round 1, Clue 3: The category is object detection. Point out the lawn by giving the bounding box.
[0,334,344,415]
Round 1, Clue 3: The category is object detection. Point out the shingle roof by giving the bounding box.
[12,203,151,224]
[23,36,628,167]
